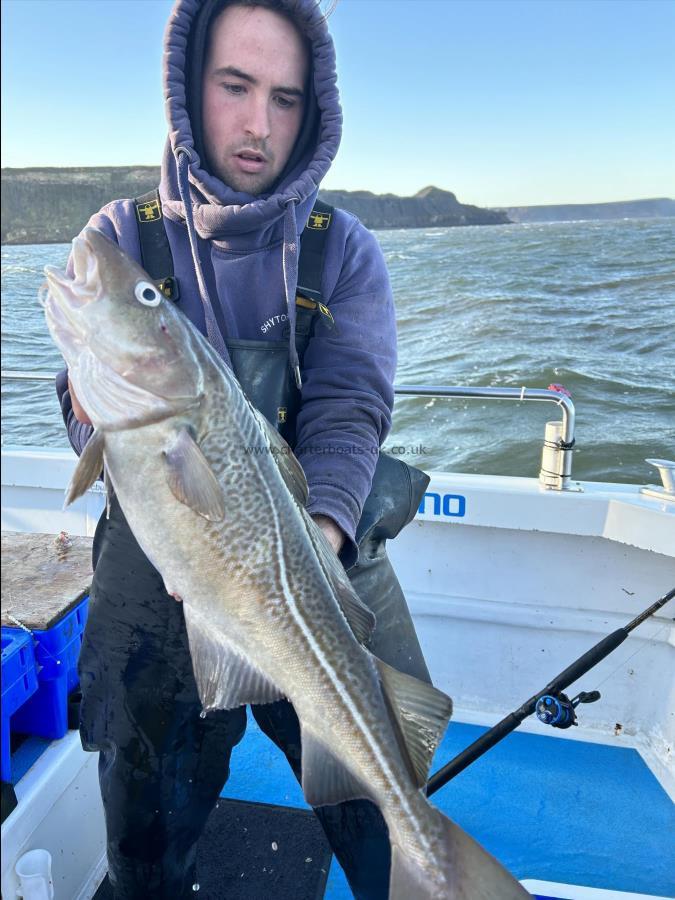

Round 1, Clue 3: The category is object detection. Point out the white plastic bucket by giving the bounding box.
[15,849,54,900]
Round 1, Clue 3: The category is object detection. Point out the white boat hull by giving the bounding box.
[2,447,673,897]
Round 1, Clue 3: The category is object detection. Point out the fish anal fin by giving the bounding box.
[182,600,284,710]
[65,429,105,506]
[301,729,371,807]
[375,657,453,788]
[164,426,225,522]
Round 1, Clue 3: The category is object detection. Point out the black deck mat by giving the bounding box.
[93,798,333,899]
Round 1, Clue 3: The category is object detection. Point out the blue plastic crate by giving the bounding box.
[7,595,89,742]
[1,629,39,782]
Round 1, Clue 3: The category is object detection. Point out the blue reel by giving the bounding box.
[535,691,601,729]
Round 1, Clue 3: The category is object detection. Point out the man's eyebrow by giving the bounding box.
[212,65,304,98]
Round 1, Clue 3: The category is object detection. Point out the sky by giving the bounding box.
[2,0,674,207]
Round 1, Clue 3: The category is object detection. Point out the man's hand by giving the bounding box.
[311,514,345,555]
[68,377,92,425]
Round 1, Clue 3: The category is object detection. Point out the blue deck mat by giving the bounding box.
[8,734,53,784]
[222,712,675,898]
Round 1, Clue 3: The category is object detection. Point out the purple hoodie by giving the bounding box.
[57,0,396,547]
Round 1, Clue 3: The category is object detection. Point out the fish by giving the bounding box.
[42,227,530,899]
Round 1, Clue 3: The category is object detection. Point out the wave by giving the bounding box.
[2,220,673,481]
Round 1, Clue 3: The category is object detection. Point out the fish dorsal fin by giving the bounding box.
[65,429,105,506]
[250,407,309,507]
[301,727,371,807]
[164,426,225,522]
[305,515,376,644]
[182,598,284,710]
[375,657,453,788]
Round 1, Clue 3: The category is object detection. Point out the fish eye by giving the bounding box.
[135,281,162,307]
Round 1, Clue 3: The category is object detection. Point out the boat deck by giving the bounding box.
[8,714,674,897]
[220,713,675,899]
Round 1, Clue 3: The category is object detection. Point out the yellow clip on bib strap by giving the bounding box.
[295,294,335,329]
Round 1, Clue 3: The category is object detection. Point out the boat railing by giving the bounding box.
[395,383,576,490]
[1,371,577,490]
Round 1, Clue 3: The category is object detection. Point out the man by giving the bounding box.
[57,1,431,897]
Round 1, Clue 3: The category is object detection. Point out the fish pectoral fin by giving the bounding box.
[252,408,309,507]
[164,426,225,522]
[300,729,371,807]
[305,515,376,644]
[64,429,105,506]
[375,657,453,788]
[183,600,284,710]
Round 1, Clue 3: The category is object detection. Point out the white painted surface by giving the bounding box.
[1,447,105,537]
[415,472,675,555]
[1,733,106,900]
[520,880,674,899]
[389,473,675,788]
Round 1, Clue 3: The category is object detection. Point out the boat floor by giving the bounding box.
[223,713,674,899]
[91,798,332,899]
[7,715,675,898]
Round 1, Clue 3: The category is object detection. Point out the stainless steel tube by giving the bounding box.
[394,383,576,489]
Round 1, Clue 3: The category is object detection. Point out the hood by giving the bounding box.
[160,0,342,245]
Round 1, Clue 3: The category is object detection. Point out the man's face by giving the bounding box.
[201,4,309,195]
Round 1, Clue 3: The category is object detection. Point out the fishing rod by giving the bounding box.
[426,586,675,797]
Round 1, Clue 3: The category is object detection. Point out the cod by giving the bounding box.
[43,227,529,900]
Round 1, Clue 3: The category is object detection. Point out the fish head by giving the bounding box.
[42,227,204,431]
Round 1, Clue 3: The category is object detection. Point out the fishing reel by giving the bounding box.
[535,690,601,729]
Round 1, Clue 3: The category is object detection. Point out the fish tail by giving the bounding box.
[389,806,530,900]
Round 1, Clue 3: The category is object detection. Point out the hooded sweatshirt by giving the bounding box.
[57,0,397,549]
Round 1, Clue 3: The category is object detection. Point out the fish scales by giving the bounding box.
[108,390,427,852]
[42,227,530,899]
[103,344,420,822]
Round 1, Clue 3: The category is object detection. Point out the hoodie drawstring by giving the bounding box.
[175,146,231,365]
[282,199,302,389]
[176,148,302,390]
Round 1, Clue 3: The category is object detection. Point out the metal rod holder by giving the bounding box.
[394,383,576,490]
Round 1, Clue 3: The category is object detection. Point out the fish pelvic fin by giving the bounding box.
[375,656,452,789]
[64,429,105,506]
[182,599,284,710]
[164,426,225,522]
[390,808,531,900]
[300,727,372,807]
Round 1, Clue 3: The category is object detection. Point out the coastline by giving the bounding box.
[3,166,673,245]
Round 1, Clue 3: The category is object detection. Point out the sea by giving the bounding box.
[2,217,674,484]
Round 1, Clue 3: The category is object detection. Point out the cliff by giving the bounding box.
[6,167,669,242]
[1,167,162,245]
[0,169,509,244]
[318,185,509,229]
[499,198,675,223]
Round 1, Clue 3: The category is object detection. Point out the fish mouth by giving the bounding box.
[41,233,101,348]
[45,234,99,306]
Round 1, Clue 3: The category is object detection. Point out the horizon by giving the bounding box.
[2,0,674,207]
